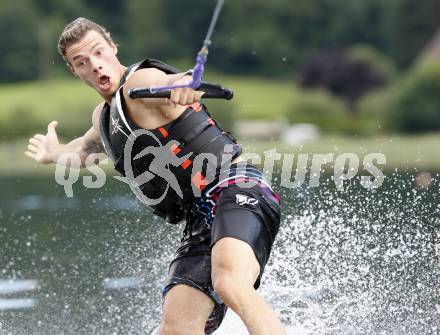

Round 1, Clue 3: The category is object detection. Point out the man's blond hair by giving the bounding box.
[57,17,114,63]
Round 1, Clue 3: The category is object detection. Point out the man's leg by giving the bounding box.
[159,284,214,335]
[211,237,286,335]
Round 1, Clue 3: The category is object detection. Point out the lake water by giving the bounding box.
[0,171,438,334]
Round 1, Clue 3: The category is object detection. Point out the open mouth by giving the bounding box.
[98,75,111,91]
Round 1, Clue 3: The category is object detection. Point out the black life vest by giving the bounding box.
[99,59,242,223]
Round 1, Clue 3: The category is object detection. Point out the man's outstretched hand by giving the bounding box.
[25,121,60,164]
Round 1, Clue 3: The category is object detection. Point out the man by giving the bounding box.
[25,18,285,335]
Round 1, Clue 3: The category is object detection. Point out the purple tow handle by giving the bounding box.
[149,51,208,93]
[190,53,207,89]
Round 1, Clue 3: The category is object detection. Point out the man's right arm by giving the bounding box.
[25,104,107,168]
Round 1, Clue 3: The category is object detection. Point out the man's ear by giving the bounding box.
[111,42,118,56]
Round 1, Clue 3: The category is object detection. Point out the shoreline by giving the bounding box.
[2,134,440,176]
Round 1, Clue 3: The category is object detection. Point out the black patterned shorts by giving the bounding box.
[162,164,281,334]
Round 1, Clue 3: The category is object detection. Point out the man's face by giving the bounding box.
[65,30,122,98]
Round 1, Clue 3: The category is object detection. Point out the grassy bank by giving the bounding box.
[0,75,294,141]
[2,133,439,176]
[241,133,440,171]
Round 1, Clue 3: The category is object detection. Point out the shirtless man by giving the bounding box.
[25,18,284,335]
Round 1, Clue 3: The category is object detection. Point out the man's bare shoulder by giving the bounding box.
[92,101,106,132]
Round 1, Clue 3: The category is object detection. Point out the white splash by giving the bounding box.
[0,298,37,310]
[0,279,39,294]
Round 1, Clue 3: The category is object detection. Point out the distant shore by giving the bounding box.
[2,133,439,176]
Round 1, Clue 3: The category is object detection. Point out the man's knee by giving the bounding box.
[212,269,254,309]
[211,242,259,306]
[160,284,213,335]
[159,313,184,335]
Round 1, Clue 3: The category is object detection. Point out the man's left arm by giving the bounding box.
[123,68,204,108]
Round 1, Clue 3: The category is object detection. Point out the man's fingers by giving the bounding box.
[175,88,187,105]
[47,121,58,135]
[170,91,180,107]
[24,151,37,160]
[29,138,41,146]
[170,88,204,106]
[179,94,189,105]
[34,134,45,141]
[195,91,205,100]
[187,91,196,105]
[27,144,38,153]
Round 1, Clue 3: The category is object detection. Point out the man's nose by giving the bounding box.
[90,57,103,73]
[93,64,103,73]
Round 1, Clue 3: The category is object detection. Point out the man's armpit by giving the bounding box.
[83,138,105,155]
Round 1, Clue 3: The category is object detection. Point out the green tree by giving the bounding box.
[124,0,176,64]
[387,0,440,68]
[0,0,41,82]
[2,0,440,82]
[388,62,440,133]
